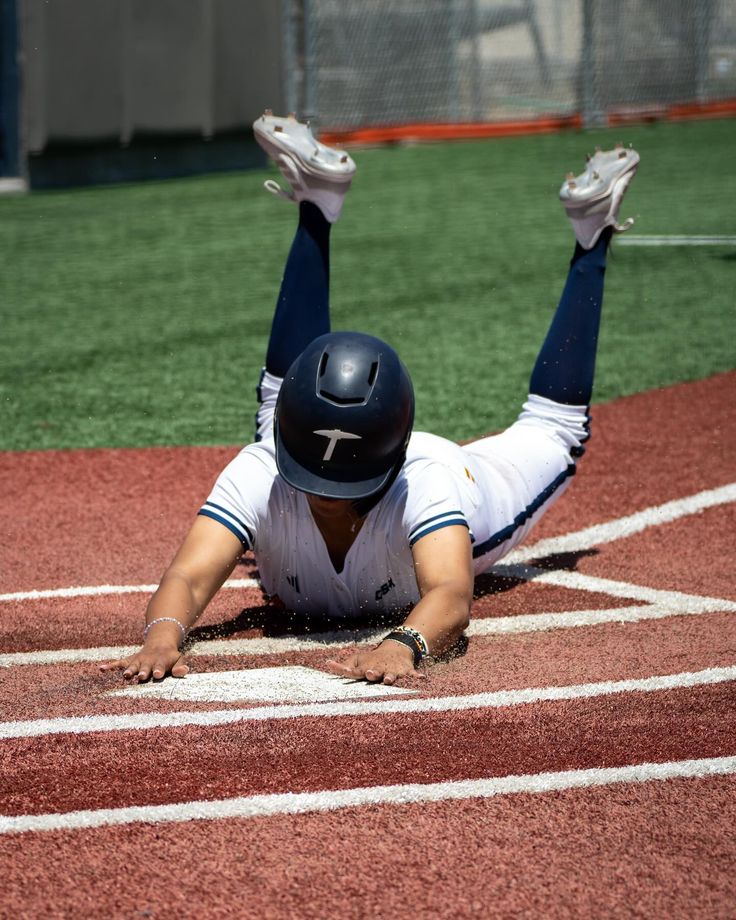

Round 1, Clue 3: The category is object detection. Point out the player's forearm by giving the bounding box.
[142,571,206,645]
[401,583,471,657]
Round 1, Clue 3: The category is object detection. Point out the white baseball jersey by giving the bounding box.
[200,372,590,619]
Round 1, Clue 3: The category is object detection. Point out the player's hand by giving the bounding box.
[99,642,189,683]
[325,640,427,685]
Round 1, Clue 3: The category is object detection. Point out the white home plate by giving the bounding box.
[111,666,416,703]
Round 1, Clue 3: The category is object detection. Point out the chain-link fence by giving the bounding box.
[282,0,736,131]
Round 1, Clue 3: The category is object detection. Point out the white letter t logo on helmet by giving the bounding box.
[313,429,362,461]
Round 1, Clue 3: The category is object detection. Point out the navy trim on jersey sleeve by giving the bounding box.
[198,501,253,548]
[409,510,469,547]
[472,463,575,560]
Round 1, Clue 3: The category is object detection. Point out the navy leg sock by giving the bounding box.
[265,202,332,377]
[528,228,612,405]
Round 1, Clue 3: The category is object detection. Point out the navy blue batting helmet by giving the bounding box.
[274,332,415,499]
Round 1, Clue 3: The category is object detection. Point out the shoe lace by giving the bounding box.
[263,179,295,204]
[613,216,635,234]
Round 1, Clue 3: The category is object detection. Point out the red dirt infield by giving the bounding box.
[1,371,735,918]
[3,776,735,920]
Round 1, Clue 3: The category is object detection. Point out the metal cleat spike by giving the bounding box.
[618,149,627,158]
[340,155,348,163]
[592,171,600,180]
[274,125,283,132]
[288,112,296,119]
[264,108,273,116]
[594,145,601,152]
[585,153,591,162]
[566,172,575,179]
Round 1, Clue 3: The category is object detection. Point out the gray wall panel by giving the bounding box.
[19,0,46,153]
[45,0,122,141]
[213,0,282,131]
[127,0,211,135]
[19,0,285,153]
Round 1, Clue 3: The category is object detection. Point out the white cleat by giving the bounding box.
[253,112,356,223]
[559,144,640,249]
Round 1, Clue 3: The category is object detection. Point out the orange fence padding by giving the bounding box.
[320,99,736,146]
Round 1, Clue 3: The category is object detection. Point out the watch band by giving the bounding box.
[383,626,430,668]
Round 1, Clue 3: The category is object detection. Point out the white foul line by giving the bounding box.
[2,482,732,605]
[617,235,736,246]
[0,481,733,669]
[1,664,734,740]
[506,482,736,563]
[2,755,735,835]
[0,578,259,604]
[1,579,734,670]
[492,564,736,613]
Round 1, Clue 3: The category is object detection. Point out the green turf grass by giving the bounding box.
[1,117,734,451]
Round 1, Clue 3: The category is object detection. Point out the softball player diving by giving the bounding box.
[102,113,639,686]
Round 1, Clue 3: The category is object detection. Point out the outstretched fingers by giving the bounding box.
[98,656,141,681]
[99,650,189,683]
[325,646,427,685]
[325,654,361,679]
[367,669,396,685]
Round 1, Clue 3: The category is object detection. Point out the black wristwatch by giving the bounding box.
[382,626,431,668]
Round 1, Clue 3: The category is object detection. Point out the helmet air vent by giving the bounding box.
[315,346,379,407]
[318,391,366,406]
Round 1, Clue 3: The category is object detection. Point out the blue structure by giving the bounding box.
[0,0,20,177]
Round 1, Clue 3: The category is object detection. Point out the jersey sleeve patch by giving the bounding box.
[408,510,469,547]
[198,500,254,548]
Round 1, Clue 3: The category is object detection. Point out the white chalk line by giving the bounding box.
[1,664,734,741]
[617,235,736,246]
[0,577,259,604]
[506,482,736,564]
[494,565,736,613]
[2,482,732,605]
[1,570,734,671]
[1,482,733,670]
[2,755,735,835]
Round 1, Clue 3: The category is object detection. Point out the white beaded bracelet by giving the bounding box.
[143,617,187,644]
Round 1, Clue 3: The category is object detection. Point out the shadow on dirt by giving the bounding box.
[185,549,603,658]
[187,603,406,643]
[472,548,600,601]
[527,548,600,571]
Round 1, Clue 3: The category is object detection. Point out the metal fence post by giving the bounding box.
[282,0,297,117]
[580,0,604,127]
[302,0,317,123]
[467,0,482,121]
[447,0,461,122]
[694,0,714,104]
